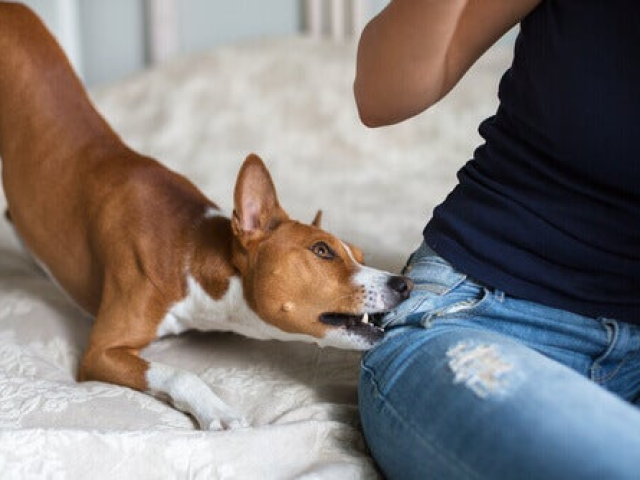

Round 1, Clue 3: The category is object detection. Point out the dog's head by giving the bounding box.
[230,154,412,350]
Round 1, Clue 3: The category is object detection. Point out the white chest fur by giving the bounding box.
[156,274,321,345]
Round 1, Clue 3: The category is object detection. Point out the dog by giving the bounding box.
[0,4,412,429]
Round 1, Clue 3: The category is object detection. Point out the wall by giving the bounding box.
[18,0,302,86]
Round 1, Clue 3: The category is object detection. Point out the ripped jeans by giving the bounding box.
[359,242,640,480]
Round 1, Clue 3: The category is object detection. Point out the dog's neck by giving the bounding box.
[154,208,330,345]
[157,274,249,336]
[155,209,279,339]
[158,274,301,341]
[158,271,358,348]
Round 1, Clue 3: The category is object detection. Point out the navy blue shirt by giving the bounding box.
[424,0,640,322]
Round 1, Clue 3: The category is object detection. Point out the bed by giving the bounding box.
[0,36,511,478]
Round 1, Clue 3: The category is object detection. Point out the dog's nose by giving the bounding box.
[387,275,413,300]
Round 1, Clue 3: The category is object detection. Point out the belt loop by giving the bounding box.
[493,289,506,303]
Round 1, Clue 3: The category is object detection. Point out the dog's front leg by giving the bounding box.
[78,284,247,430]
[80,343,247,430]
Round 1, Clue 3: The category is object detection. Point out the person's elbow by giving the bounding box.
[354,92,390,128]
[354,73,442,128]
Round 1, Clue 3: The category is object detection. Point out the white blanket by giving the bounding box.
[0,37,511,478]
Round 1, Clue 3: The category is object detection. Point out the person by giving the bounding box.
[353,0,640,478]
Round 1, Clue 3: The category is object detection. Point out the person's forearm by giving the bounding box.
[354,0,466,127]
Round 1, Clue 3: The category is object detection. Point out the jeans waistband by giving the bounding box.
[401,242,472,294]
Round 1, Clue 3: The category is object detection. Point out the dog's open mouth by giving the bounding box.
[318,312,386,334]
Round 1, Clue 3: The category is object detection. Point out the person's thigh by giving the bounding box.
[360,322,640,480]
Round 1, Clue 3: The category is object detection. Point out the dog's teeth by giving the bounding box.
[362,313,369,324]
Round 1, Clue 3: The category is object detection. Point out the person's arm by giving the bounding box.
[354,0,542,127]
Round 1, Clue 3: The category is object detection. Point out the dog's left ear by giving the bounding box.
[232,153,288,245]
[311,210,322,228]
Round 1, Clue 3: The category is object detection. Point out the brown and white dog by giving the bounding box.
[0,4,411,429]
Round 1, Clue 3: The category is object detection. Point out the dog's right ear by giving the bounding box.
[311,210,322,228]
[232,153,288,246]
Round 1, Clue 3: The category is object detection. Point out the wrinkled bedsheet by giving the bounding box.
[0,37,509,478]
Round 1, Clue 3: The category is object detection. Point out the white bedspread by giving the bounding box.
[0,37,510,478]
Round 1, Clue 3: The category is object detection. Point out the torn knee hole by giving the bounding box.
[447,342,513,398]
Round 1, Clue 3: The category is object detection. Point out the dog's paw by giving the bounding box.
[205,415,250,431]
[225,416,250,430]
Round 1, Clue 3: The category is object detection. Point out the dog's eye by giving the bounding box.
[310,241,335,260]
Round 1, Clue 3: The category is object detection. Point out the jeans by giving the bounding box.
[359,242,640,479]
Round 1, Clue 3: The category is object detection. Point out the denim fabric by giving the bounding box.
[359,242,640,480]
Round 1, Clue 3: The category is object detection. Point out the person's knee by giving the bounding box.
[358,325,523,475]
[365,323,526,391]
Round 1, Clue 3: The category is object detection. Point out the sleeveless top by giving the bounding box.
[424,0,640,322]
